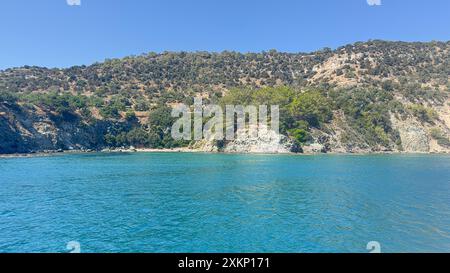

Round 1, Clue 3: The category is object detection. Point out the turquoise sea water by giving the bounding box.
[0,153,450,253]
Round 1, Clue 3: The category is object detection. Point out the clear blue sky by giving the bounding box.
[0,0,449,69]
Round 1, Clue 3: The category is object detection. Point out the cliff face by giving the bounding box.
[192,125,297,154]
[0,102,130,154]
[300,99,450,154]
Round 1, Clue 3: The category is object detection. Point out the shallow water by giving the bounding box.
[1,153,449,253]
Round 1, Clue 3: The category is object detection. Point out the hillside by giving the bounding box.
[1,40,449,154]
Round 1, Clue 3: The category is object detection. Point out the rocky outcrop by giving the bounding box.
[390,116,430,152]
[223,130,294,154]
[192,125,296,153]
[302,143,327,154]
[0,102,128,154]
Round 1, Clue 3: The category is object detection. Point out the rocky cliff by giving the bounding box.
[0,102,132,154]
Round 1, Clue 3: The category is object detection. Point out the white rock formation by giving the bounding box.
[193,124,294,153]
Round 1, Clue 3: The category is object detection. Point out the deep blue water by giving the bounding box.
[1,153,450,253]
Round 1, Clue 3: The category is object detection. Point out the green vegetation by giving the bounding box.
[104,128,149,147]
[103,104,189,148]
[430,128,450,147]
[2,41,448,99]
[407,104,438,123]
[330,88,401,148]
[99,96,129,119]
[125,110,137,121]
[289,90,332,128]
[288,121,311,144]
[0,91,18,104]
[19,92,90,121]
[220,87,332,146]
[221,86,297,134]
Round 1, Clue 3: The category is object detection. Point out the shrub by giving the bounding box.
[134,100,150,111]
[99,105,120,118]
[126,128,149,147]
[0,91,18,104]
[430,128,450,147]
[289,90,332,128]
[287,120,311,144]
[408,104,438,123]
[125,110,137,121]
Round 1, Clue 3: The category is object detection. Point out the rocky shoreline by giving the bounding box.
[2,146,449,159]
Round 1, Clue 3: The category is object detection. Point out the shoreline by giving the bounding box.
[1,147,449,158]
